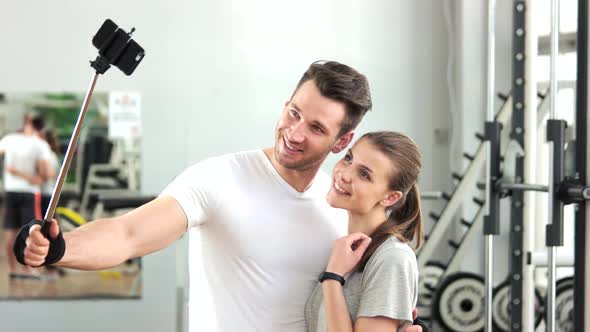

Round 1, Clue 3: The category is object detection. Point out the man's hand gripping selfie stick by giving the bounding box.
[12,19,145,267]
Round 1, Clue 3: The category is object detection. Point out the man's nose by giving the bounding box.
[288,122,305,143]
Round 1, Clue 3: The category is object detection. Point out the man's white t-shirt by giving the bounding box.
[161,150,347,332]
[0,133,51,193]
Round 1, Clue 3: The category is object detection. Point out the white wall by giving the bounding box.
[0,1,451,331]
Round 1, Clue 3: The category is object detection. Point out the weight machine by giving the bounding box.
[419,1,589,331]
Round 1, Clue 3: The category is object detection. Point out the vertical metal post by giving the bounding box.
[574,0,588,329]
[546,0,560,331]
[484,1,496,332]
[510,1,530,331]
[521,0,537,330]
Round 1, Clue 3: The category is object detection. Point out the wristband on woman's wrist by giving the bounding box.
[318,271,345,286]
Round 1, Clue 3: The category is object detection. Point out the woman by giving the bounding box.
[38,129,59,215]
[305,131,423,332]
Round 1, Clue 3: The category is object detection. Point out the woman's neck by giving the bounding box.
[347,209,387,236]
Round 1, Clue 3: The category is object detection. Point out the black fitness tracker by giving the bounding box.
[319,271,345,286]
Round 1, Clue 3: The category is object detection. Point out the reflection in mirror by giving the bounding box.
[0,92,146,299]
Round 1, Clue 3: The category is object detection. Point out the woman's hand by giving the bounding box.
[326,232,372,276]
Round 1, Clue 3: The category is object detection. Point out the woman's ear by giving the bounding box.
[381,191,403,208]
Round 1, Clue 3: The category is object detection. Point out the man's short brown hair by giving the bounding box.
[293,61,372,137]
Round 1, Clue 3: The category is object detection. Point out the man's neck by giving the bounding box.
[22,128,39,137]
[262,147,322,193]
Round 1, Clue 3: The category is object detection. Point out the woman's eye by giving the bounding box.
[343,154,352,163]
[360,169,370,180]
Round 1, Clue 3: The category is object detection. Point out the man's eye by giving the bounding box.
[290,110,299,118]
[312,125,324,134]
[343,154,352,162]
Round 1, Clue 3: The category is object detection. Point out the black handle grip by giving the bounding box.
[40,219,52,238]
[413,318,429,332]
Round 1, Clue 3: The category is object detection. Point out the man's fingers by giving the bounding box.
[412,308,418,320]
[24,248,47,262]
[24,256,45,267]
[29,226,50,246]
[25,238,48,255]
[29,224,41,235]
[49,219,60,239]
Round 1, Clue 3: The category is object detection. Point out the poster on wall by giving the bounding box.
[108,92,141,140]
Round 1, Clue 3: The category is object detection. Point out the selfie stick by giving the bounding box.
[41,19,145,232]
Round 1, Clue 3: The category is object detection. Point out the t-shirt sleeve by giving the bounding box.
[357,246,417,325]
[38,141,52,161]
[159,159,221,230]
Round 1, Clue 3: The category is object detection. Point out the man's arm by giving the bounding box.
[6,166,44,185]
[25,195,187,270]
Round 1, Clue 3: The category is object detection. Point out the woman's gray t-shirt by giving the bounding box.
[304,237,418,332]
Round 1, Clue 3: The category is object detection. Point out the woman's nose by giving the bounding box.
[336,166,352,183]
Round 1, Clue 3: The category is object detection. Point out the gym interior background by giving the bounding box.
[0,0,587,331]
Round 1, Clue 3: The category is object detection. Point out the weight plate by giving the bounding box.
[433,272,485,332]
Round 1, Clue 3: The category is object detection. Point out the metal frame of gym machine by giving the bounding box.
[485,1,590,331]
[575,0,589,330]
[419,1,587,330]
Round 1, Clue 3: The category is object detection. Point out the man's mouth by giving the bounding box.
[283,137,303,153]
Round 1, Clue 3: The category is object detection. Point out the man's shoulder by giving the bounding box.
[1,133,20,142]
[193,149,261,166]
[183,149,263,175]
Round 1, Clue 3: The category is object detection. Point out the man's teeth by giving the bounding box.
[284,139,299,152]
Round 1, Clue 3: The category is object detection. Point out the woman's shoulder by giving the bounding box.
[366,237,416,268]
[376,236,415,256]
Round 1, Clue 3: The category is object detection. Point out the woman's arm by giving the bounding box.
[322,233,372,332]
[322,280,354,332]
[354,317,399,331]
[323,234,422,332]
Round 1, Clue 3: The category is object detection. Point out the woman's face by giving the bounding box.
[326,138,399,214]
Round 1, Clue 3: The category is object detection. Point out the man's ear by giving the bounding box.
[332,131,354,153]
[381,191,403,208]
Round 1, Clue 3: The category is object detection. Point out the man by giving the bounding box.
[17,61,423,331]
[1,113,50,278]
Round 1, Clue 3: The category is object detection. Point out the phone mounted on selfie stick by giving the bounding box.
[40,19,145,235]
